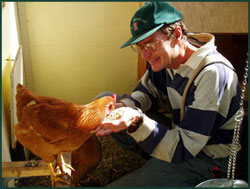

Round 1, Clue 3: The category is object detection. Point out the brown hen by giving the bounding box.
[14,84,116,186]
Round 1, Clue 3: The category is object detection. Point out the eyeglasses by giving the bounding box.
[130,38,161,54]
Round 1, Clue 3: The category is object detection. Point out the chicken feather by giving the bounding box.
[14,83,116,184]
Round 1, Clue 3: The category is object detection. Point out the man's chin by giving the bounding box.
[151,65,163,72]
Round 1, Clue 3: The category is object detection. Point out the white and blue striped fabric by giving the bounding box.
[119,33,241,163]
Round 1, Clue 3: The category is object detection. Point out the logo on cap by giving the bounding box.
[133,22,138,31]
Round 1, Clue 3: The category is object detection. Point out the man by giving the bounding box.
[96,2,241,186]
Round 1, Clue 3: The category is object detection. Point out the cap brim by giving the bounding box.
[120,24,164,49]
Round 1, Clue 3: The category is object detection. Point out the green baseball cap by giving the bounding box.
[120,2,182,48]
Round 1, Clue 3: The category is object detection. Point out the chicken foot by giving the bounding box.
[48,153,75,187]
[48,163,70,187]
[58,153,75,173]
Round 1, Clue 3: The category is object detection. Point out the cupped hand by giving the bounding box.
[95,107,140,137]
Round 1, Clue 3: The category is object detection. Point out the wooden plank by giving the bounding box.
[2,155,73,187]
[10,46,22,149]
[2,160,50,178]
[16,2,34,90]
[137,2,147,81]
[137,52,147,81]
[170,2,248,33]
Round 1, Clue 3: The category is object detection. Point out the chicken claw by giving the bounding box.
[48,163,70,187]
[57,153,75,174]
[48,153,75,187]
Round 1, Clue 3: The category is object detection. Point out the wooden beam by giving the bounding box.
[2,153,73,187]
[170,2,248,33]
[2,160,50,178]
[137,2,147,81]
[16,2,34,90]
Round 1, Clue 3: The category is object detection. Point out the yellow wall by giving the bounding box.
[24,2,139,104]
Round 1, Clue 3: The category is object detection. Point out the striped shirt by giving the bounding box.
[119,33,241,163]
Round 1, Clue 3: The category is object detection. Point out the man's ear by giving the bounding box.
[173,26,182,41]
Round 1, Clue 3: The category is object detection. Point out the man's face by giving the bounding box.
[137,30,177,71]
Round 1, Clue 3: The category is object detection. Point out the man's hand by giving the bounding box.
[95,107,141,136]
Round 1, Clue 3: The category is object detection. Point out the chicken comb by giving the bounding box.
[112,94,117,103]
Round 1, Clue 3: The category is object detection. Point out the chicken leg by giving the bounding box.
[57,153,75,175]
[48,153,75,187]
[48,163,69,187]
